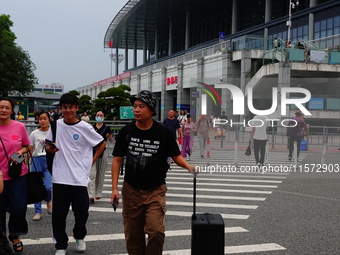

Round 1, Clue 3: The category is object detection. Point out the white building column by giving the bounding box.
[196,57,204,117]
[133,32,137,67]
[125,35,129,71]
[136,74,141,94]
[221,50,238,119]
[143,30,147,64]
[161,68,172,120]
[176,63,190,113]
[240,50,252,124]
[278,62,291,120]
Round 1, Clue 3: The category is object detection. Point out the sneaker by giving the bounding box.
[75,239,86,252]
[89,198,95,204]
[55,249,66,255]
[288,156,292,161]
[33,214,42,221]
[201,155,204,158]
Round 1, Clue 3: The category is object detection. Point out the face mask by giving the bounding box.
[96,116,104,123]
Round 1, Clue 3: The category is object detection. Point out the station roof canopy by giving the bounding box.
[104,0,233,50]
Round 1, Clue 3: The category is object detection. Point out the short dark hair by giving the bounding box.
[295,110,302,116]
[59,93,79,107]
[0,97,15,112]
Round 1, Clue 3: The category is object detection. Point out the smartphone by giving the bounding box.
[10,153,25,163]
[45,139,56,149]
[112,198,118,212]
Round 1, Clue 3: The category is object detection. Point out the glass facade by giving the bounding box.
[314,16,340,39]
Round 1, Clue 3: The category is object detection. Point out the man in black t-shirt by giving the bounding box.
[163,109,182,140]
[111,90,195,255]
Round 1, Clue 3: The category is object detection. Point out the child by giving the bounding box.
[0,170,14,255]
[28,111,53,221]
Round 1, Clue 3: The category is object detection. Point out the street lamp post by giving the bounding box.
[287,0,299,44]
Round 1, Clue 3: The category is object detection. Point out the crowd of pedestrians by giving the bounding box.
[0,91,198,255]
[1,91,314,255]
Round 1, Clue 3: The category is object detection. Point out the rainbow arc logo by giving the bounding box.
[196,82,222,106]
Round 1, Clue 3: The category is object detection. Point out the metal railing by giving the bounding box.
[23,121,340,150]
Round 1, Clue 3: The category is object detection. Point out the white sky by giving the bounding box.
[1,0,129,92]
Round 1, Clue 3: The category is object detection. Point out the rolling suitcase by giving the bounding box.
[191,173,225,255]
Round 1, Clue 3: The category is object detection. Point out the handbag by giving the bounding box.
[26,171,47,204]
[245,140,251,156]
[0,137,22,178]
[26,150,48,204]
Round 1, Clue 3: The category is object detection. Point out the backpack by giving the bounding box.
[46,120,57,175]
[197,118,210,130]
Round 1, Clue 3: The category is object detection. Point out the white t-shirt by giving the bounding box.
[46,119,104,187]
[29,129,48,157]
[252,115,269,140]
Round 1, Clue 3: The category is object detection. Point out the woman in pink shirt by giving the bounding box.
[181,115,196,161]
[0,98,30,253]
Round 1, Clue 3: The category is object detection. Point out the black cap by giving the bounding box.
[130,90,157,116]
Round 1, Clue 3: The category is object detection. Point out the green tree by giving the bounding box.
[78,95,92,117]
[105,85,131,120]
[69,90,80,96]
[0,14,38,97]
[92,85,131,120]
[91,91,106,117]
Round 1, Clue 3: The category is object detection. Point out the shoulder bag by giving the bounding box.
[46,120,57,175]
[26,149,48,204]
[0,137,22,178]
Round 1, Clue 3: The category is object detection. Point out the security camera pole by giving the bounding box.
[287,0,299,43]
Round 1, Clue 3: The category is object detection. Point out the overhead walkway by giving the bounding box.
[244,39,340,97]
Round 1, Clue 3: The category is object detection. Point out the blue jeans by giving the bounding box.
[0,175,28,236]
[32,156,52,214]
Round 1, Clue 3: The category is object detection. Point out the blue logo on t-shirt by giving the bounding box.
[73,134,79,140]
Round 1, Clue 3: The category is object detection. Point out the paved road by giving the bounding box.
[19,146,340,254]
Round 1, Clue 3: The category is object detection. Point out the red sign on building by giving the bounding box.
[166,76,178,85]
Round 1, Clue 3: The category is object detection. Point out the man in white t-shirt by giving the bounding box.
[249,115,269,167]
[46,93,106,255]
